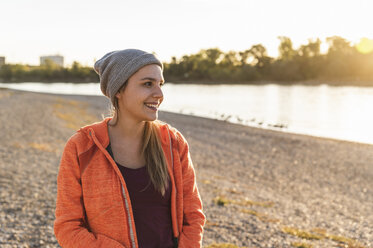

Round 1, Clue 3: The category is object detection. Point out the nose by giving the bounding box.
[153,84,164,99]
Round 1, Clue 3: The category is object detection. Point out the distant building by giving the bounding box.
[0,56,5,67]
[40,55,64,67]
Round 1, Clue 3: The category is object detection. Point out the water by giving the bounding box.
[1,82,372,145]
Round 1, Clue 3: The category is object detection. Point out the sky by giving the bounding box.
[1,0,373,67]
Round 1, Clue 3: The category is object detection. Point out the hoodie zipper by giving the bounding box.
[88,129,137,248]
[166,125,179,239]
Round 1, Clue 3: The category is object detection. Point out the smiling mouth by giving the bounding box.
[144,103,158,111]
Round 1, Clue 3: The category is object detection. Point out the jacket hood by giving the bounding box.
[77,117,173,149]
[78,117,111,148]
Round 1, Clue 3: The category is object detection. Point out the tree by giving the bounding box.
[204,48,223,66]
[296,39,323,80]
[298,39,321,57]
[278,36,296,61]
[247,44,272,69]
[326,36,353,55]
[323,36,356,79]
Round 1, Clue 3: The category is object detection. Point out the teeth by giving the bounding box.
[145,104,158,108]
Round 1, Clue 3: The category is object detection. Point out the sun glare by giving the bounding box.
[356,38,373,54]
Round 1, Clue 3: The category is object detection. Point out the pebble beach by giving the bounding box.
[0,87,372,248]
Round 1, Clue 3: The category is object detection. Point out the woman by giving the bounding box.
[54,49,206,248]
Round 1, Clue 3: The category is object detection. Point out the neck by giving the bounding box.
[109,114,145,141]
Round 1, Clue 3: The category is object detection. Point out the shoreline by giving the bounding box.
[1,88,372,247]
[167,79,373,87]
[2,79,373,87]
[3,87,373,147]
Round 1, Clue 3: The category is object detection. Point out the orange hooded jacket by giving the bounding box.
[54,118,206,247]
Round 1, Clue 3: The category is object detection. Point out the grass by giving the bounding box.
[310,228,326,235]
[282,226,366,248]
[312,228,365,247]
[282,227,324,240]
[214,196,232,206]
[211,196,366,247]
[213,195,278,223]
[205,244,247,248]
[29,142,55,152]
[204,220,219,227]
[291,242,313,248]
[228,188,240,194]
[53,98,98,130]
[12,142,23,149]
[213,196,274,208]
[240,198,274,207]
[326,235,365,248]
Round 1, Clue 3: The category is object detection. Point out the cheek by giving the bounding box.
[123,95,146,108]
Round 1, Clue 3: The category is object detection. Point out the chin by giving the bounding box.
[144,114,158,122]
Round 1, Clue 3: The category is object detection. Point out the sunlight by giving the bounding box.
[356,38,373,54]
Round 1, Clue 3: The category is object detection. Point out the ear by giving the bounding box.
[115,92,121,99]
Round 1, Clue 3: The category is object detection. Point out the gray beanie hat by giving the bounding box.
[94,49,163,104]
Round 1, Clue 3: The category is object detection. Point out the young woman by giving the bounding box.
[54,49,206,248]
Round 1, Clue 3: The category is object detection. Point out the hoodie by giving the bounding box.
[54,117,205,248]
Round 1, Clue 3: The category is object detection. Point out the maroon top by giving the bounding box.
[106,144,174,248]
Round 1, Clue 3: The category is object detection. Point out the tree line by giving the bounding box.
[0,60,99,83]
[1,36,372,85]
[163,36,373,85]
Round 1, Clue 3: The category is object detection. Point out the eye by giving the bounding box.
[160,82,165,87]
[144,81,152,87]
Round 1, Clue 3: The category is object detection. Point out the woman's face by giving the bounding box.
[115,64,164,123]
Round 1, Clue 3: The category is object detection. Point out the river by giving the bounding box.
[1,82,372,145]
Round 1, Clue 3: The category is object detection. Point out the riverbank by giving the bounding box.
[170,79,373,87]
[2,79,373,87]
[0,88,372,247]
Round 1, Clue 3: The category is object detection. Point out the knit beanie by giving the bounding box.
[94,49,163,104]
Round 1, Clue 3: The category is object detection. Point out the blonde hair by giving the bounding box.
[108,83,169,195]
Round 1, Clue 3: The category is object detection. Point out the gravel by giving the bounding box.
[0,88,372,248]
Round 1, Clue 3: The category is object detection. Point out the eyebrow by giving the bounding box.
[140,77,165,83]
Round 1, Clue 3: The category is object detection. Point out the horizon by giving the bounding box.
[0,36,371,68]
[1,0,372,67]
